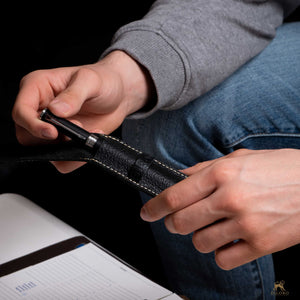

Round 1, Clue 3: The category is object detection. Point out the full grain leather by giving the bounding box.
[1,134,187,196]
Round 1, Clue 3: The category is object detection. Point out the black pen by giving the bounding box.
[40,108,99,148]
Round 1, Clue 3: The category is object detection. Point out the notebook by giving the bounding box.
[0,193,181,299]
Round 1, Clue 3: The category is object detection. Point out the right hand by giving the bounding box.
[12,50,154,173]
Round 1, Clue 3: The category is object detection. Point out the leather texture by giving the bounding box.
[1,134,187,196]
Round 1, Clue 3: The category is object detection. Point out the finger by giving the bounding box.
[182,158,220,175]
[15,124,58,145]
[215,240,259,270]
[14,113,58,143]
[192,219,240,253]
[51,161,87,173]
[164,196,226,235]
[48,68,102,118]
[13,87,58,141]
[68,112,122,135]
[140,167,217,222]
[182,149,268,176]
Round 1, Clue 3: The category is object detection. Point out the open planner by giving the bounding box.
[0,194,181,299]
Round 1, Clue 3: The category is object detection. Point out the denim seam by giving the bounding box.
[225,132,300,148]
[249,260,264,300]
[255,259,266,300]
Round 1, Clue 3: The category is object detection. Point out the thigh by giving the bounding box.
[122,22,300,299]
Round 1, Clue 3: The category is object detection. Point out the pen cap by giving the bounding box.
[40,108,91,145]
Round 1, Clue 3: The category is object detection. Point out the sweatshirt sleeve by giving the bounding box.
[102,0,295,119]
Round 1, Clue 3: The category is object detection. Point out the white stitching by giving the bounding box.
[153,159,187,178]
[103,134,186,178]
[103,135,142,154]
[85,157,158,196]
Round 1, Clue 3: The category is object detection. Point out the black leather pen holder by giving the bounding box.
[1,134,187,197]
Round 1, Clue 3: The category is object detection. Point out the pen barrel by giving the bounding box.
[40,109,91,145]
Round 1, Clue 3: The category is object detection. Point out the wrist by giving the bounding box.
[96,50,155,116]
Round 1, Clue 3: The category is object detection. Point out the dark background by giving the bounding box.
[0,2,300,298]
[0,0,167,286]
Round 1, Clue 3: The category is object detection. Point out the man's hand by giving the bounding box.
[12,50,153,173]
[140,149,300,270]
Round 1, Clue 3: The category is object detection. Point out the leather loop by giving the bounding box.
[127,153,154,183]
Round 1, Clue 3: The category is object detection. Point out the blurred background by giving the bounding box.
[0,2,299,297]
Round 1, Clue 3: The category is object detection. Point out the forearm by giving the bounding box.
[103,0,293,118]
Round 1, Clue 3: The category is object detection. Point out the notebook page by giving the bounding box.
[0,243,181,300]
[0,194,80,264]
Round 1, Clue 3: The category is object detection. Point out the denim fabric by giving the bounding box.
[122,22,300,300]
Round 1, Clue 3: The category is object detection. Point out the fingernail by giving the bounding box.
[50,100,71,114]
[41,128,54,139]
[140,206,149,221]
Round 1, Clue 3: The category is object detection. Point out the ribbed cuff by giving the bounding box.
[101,28,186,119]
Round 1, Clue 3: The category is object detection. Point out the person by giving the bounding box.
[12,0,300,299]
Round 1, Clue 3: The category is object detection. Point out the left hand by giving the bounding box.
[12,51,154,173]
[140,149,300,270]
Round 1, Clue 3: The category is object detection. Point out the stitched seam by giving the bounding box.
[85,157,158,196]
[255,259,265,300]
[103,135,142,154]
[103,134,186,178]
[225,132,300,148]
[250,260,265,300]
[153,159,187,178]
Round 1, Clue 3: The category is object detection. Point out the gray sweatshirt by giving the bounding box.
[103,0,300,118]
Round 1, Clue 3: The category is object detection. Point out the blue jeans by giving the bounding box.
[122,22,300,300]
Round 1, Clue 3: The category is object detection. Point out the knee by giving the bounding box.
[182,88,243,151]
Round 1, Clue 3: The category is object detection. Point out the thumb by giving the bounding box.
[48,68,101,118]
